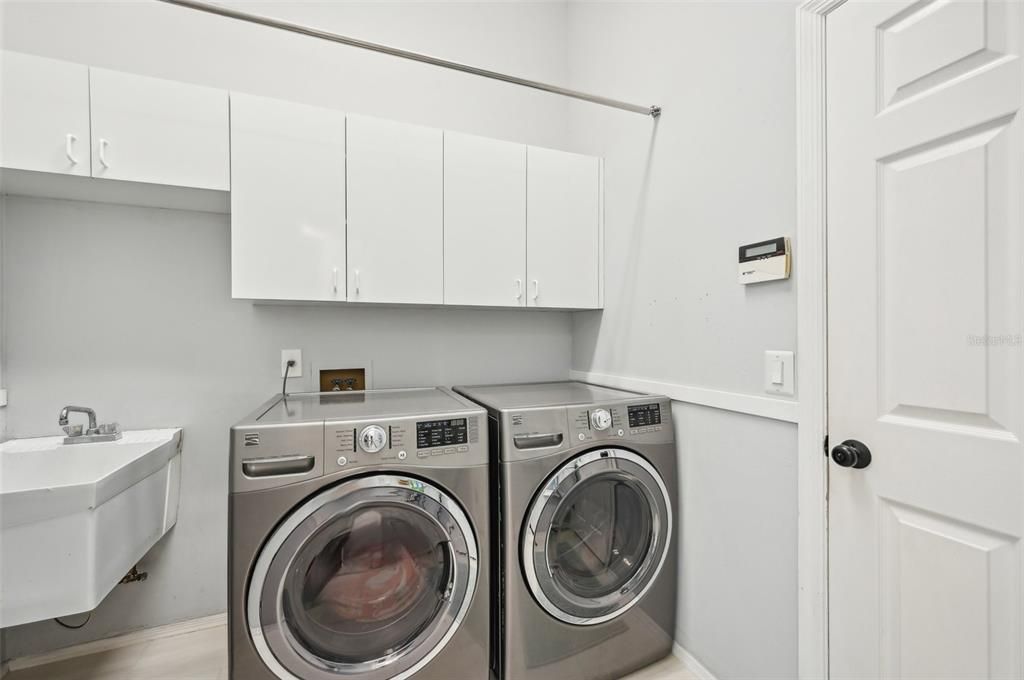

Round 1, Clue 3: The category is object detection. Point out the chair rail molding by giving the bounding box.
[796,0,847,679]
[569,370,798,423]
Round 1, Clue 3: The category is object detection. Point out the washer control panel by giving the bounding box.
[325,413,483,473]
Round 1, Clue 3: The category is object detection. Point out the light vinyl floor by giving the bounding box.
[5,623,696,680]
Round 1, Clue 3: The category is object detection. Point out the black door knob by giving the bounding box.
[831,439,871,469]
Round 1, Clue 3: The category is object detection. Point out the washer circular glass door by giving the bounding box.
[248,475,478,680]
[522,449,671,625]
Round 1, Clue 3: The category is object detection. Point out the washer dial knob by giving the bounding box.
[359,425,388,453]
[591,409,613,431]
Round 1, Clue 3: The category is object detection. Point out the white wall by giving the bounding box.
[565,2,799,678]
[0,0,571,149]
[0,0,575,658]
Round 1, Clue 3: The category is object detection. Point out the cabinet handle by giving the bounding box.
[531,279,539,300]
[354,269,360,295]
[515,278,523,301]
[98,138,110,168]
[332,267,339,293]
[65,134,79,165]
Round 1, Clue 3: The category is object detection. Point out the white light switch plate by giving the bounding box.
[764,350,794,396]
[281,349,303,378]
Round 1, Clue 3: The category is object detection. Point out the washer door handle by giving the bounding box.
[242,455,315,478]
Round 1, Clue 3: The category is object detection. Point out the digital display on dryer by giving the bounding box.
[416,418,468,449]
[627,404,662,428]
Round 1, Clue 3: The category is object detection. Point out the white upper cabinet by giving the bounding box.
[230,93,346,301]
[0,51,90,176]
[444,132,527,307]
[346,115,443,304]
[526,146,601,309]
[89,68,229,190]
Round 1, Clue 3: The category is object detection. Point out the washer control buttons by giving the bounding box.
[578,432,586,441]
[359,425,388,453]
[337,456,348,466]
[397,450,407,460]
[590,408,613,431]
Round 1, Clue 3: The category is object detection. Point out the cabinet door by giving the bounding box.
[346,115,443,304]
[90,68,228,190]
[444,132,526,307]
[230,93,346,301]
[526,147,600,309]
[0,52,90,176]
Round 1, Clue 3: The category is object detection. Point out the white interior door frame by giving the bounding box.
[796,1,847,678]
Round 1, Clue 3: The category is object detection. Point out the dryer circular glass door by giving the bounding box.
[247,474,478,680]
[522,449,671,625]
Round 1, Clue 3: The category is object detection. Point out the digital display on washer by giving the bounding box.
[627,404,662,428]
[416,418,468,449]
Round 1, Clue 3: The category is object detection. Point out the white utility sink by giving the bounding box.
[0,428,182,627]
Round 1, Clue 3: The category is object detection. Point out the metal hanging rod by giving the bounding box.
[156,0,661,118]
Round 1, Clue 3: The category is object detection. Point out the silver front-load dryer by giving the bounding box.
[454,381,677,680]
[228,388,490,680]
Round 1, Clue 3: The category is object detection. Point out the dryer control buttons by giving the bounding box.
[590,409,613,431]
[359,425,388,453]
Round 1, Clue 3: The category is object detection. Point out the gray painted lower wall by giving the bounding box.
[0,195,572,658]
[672,402,798,679]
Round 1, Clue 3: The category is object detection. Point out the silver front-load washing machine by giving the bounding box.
[454,381,677,680]
[229,388,490,680]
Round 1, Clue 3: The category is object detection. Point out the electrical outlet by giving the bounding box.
[281,349,303,378]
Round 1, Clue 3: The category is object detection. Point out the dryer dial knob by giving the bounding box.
[591,409,613,431]
[359,425,387,453]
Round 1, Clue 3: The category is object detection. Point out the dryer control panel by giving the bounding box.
[500,398,674,463]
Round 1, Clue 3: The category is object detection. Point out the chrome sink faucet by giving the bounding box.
[59,405,99,435]
[58,405,122,444]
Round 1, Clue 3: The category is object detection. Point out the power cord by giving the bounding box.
[282,359,296,396]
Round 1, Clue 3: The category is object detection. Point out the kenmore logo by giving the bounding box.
[244,433,260,447]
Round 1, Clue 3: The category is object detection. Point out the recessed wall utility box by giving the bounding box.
[739,237,790,284]
[319,368,366,392]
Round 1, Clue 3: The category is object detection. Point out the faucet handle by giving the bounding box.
[97,423,121,435]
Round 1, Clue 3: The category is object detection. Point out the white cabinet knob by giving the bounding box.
[531,279,539,300]
[515,278,523,300]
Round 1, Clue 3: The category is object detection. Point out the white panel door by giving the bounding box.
[526,146,600,309]
[0,51,90,176]
[90,68,229,190]
[346,115,443,304]
[230,93,346,301]
[444,131,526,307]
[827,2,1023,679]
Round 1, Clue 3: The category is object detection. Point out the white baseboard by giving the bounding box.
[571,369,799,423]
[674,643,718,680]
[7,612,226,672]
